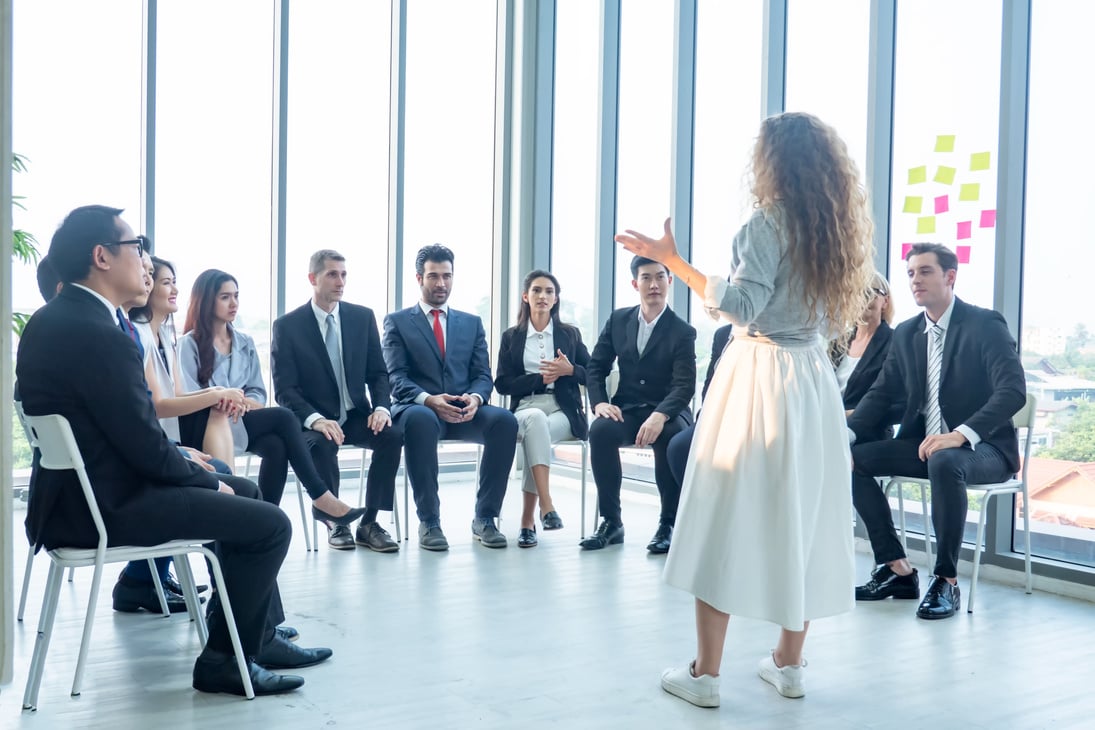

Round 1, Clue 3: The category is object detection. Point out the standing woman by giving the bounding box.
[495,270,591,547]
[178,269,365,527]
[616,112,874,706]
[130,256,240,467]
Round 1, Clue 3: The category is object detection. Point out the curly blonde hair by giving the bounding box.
[750,112,875,338]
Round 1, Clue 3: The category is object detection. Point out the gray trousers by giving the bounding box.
[514,394,574,495]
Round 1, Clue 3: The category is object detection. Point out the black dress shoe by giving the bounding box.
[327,524,356,550]
[275,625,299,642]
[579,520,624,550]
[312,504,368,527]
[112,575,190,614]
[193,649,304,696]
[355,521,400,552]
[646,523,673,554]
[917,576,961,620]
[540,511,564,530]
[518,527,538,548]
[164,575,209,596]
[855,565,920,601]
[255,634,333,669]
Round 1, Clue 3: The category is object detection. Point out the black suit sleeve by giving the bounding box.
[586,315,618,408]
[468,316,495,403]
[701,325,732,401]
[363,309,392,410]
[848,338,908,442]
[962,311,1026,439]
[570,331,591,386]
[495,328,545,398]
[655,321,697,418]
[382,313,425,405]
[270,315,317,425]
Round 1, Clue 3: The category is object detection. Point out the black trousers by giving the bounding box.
[667,422,697,495]
[304,408,402,508]
[243,406,336,505]
[107,473,290,657]
[851,438,1011,579]
[588,408,689,525]
[397,403,517,523]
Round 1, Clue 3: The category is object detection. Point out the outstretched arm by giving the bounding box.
[615,218,708,299]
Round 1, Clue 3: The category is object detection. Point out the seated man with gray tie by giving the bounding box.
[271,249,403,552]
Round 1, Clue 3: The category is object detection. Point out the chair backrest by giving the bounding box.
[1014,393,1037,481]
[14,398,36,448]
[22,413,110,553]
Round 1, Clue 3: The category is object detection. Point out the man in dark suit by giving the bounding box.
[272,250,402,552]
[382,244,518,551]
[849,243,1026,620]
[582,256,697,551]
[17,205,331,696]
[665,323,732,525]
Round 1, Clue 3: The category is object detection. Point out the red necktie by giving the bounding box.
[431,309,446,358]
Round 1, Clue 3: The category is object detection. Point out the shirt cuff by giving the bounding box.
[304,413,323,429]
[703,276,730,321]
[848,427,857,446]
[471,393,484,406]
[414,392,430,406]
[373,406,391,418]
[955,424,980,449]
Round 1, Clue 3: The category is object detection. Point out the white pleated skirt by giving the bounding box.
[663,336,855,631]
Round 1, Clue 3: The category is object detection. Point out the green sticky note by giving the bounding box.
[970,151,991,171]
[903,196,923,214]
[934,165,956,185]
[917,216,936,234]
[959,183,980,201]
[935,134,956,152]
[908,166,927,184]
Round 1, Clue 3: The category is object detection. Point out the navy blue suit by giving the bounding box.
[382,305,517,523]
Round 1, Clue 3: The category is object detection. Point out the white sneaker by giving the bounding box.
[660,663,720,708]
[757,653,806,698]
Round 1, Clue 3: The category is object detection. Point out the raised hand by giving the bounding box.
[614,217,677,263]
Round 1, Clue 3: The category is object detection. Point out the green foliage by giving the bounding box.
[12,408,32,470]
[11,153,40,337]
[1042,400,1095,463]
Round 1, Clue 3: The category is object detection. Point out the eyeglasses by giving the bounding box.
[872,288,888,298]
[103,235,151,256]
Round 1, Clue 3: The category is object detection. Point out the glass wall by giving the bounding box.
[1019,0,1095,568]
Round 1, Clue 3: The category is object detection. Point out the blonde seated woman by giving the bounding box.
[495,270,591,548]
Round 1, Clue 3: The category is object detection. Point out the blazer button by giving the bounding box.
[639,379,646,385]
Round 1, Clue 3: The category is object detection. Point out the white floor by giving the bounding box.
[2,472,1094,729]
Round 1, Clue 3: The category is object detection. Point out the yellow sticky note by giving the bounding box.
[959,183,980,201]
[903,196,923,214]
[935,134,956,152]
[970,151,991,171]
[908,166,927,184]
[917,216,936,234]
[934,165,956,185]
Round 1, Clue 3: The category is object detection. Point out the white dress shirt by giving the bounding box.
[305,300,389,428]
[525,320,555,391]
[636,304,668,356]
[924,297,979,448]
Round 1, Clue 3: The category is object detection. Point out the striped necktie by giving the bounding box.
[925,324,944,435]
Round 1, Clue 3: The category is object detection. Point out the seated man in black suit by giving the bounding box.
[382,244,518,551]
[664,323,732,550]
[582,256,697,551]
[849,243,1026,620]
[17,205,331,695]
[272,249,402,552]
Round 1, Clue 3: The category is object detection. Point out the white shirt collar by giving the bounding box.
[71,283,121,322]
[312,300,340,329]
[526,319,554,338]
[419,301,449,318]
[638,304,669,328]
[923,296,956,333]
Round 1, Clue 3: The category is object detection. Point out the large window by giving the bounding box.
[888,1,1002,321]
[401,0,496,328]
[285,2,392,317]
[155,2,275,385]
[1019,0,1095,568]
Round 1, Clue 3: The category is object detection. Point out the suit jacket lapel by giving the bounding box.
[411,306,444,362]
[641,310,674,360]
[339,307,357,382]
[301,306,339,384]
[624,310,641,360]
[940,298,965,387]
[913,315,928,404]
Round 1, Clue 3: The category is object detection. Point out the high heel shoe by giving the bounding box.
[312,505,367,527]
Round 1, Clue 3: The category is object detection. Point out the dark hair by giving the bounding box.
[415,244,455,276]
[309,249,346,276]
[516,269,562,330]
[36,256,61,303]
[184,269,238,387]
[630,255,669,279]
[129,256,176,324]
[905,242,958,273]
[47,204,125,283]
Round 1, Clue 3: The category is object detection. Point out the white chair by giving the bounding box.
[883,393,1037,612]
[15,400,168,621]
[20,414,254,709]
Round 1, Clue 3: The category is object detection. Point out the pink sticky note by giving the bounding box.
[901,243,913,259]
[956,221,972,240]
[956,245,971,264]
[980,209,996,228]
[934,195,949,214]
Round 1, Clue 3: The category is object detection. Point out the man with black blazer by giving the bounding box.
[849,243,1026,620]
[17,205,330,696]
[582,256,697,551]
[382,244,518,551]
[272,250,402,552]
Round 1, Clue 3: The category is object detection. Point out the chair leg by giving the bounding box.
[887,479,909,552]
[1022,487,1033,594]
[23,561,66,710]
[18,546,36,621]
[148,559,170,617]
[174,555,208,646]
[203,549,255,699]
[70,559,107,697]
[67,566,75,582]
[580,443,588,539]
[404,460,411,542]
[968,494,991,613]
[295,477,313,552]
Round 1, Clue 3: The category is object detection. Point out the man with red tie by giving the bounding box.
[382,244,517,551]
